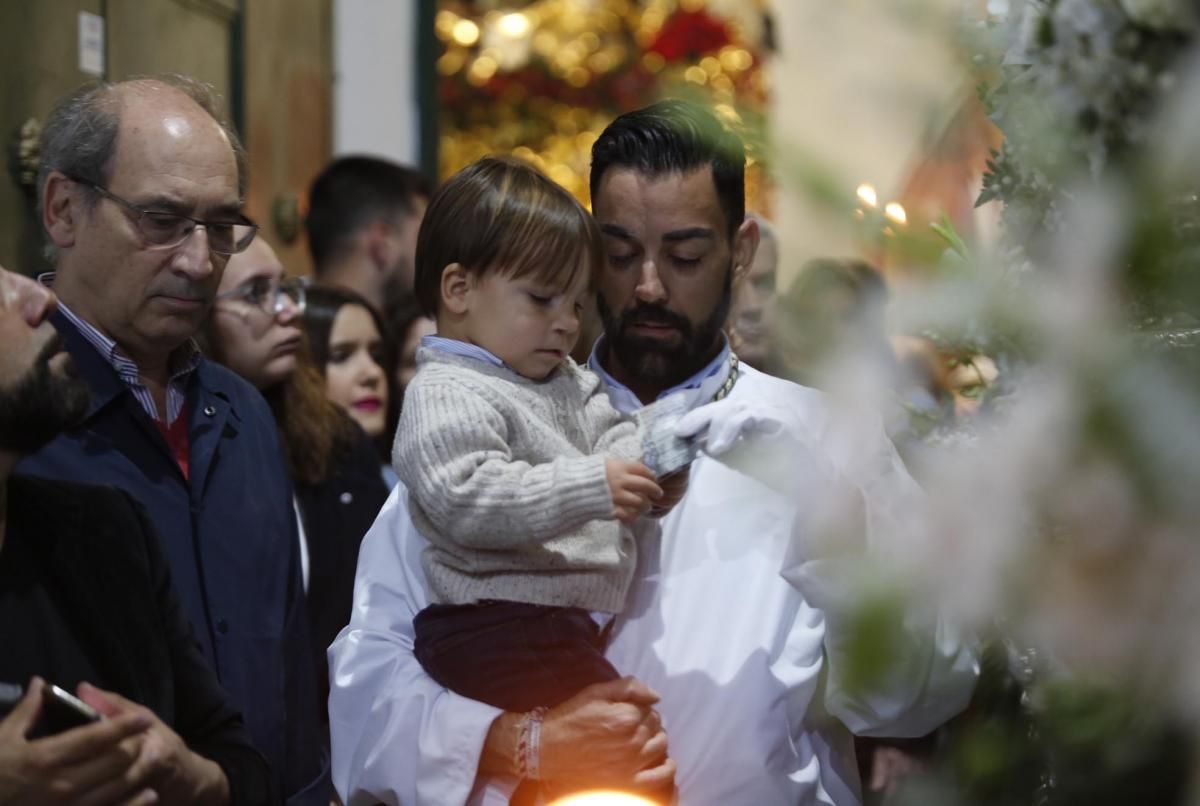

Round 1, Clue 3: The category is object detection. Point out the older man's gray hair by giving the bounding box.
[37,74,247,258]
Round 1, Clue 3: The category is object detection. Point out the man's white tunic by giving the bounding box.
[328,350,978,805]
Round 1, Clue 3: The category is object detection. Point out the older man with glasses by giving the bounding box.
[18,75,331,805]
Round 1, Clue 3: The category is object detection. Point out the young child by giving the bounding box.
[394,156,664,718]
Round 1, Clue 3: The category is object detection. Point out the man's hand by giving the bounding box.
[77,683,229,806]
[867,744,929,796]
[0,676,156,806]
[606,460,663,524]
[540,677,675,795]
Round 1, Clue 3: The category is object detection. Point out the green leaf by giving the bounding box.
[931,214,971,259]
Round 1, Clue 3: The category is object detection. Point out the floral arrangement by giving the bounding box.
[769,3,1200,803]
[979,0,1198,316]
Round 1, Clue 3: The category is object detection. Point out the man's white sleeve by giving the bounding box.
[327,484,517,805]
[780,406,979,739]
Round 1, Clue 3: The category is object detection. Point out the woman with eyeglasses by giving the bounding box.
[201,238,389,715]
[301,286,399,487]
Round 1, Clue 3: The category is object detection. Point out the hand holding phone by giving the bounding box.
[75,682,231,804]
[0,676,154,805]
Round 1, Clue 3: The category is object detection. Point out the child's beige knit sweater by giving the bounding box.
[393,348,644,613]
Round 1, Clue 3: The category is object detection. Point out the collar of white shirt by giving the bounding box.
[419,335,506,368]
[587,334,732,416]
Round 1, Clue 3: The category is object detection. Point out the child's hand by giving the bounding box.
[606,459,663,524]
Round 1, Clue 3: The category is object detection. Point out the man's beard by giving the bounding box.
[597,265,733,391]
[0,336,91,454]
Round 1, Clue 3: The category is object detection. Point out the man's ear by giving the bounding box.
[42,172,82,249]
[732,216,760,287]
[439,263,472,315]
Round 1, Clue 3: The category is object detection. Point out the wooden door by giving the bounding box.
[0,0,332,278]
[0,1,106,275]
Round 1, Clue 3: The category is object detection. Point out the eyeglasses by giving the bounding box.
[69,176,258,255]
[215,275,308,316]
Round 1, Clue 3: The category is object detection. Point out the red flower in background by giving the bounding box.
[648,9,732,62]
[610,65,657,111]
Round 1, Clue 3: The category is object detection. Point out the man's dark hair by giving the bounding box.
[306,156,432,273]
[590,99,745,237]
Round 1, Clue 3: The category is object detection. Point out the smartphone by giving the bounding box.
[39,683,102,735]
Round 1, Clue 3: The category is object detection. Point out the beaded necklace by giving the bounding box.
[711,352,740,402]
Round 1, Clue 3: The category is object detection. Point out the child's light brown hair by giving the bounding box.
[413,155,603,317]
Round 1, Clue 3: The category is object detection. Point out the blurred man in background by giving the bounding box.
[726,210,778,371]
[305,155,430,312]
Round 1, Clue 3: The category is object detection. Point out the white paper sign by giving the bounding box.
[79,11,105,77]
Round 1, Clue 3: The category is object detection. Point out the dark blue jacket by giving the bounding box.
[19,312,331,805]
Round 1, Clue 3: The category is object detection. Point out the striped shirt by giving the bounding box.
[57,298,201,425]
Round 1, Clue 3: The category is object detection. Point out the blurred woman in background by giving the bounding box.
[303,286,410,487]
[203,239,389,710]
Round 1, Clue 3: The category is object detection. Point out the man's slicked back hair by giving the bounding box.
[590,99,746,237]
[306,156,432,274]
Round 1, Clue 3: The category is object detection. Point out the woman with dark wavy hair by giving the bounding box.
[300,285,403,486]
[201,238,388,714]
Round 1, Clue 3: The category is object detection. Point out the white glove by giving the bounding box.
[674,396,846,508]
[673,397,790,456]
